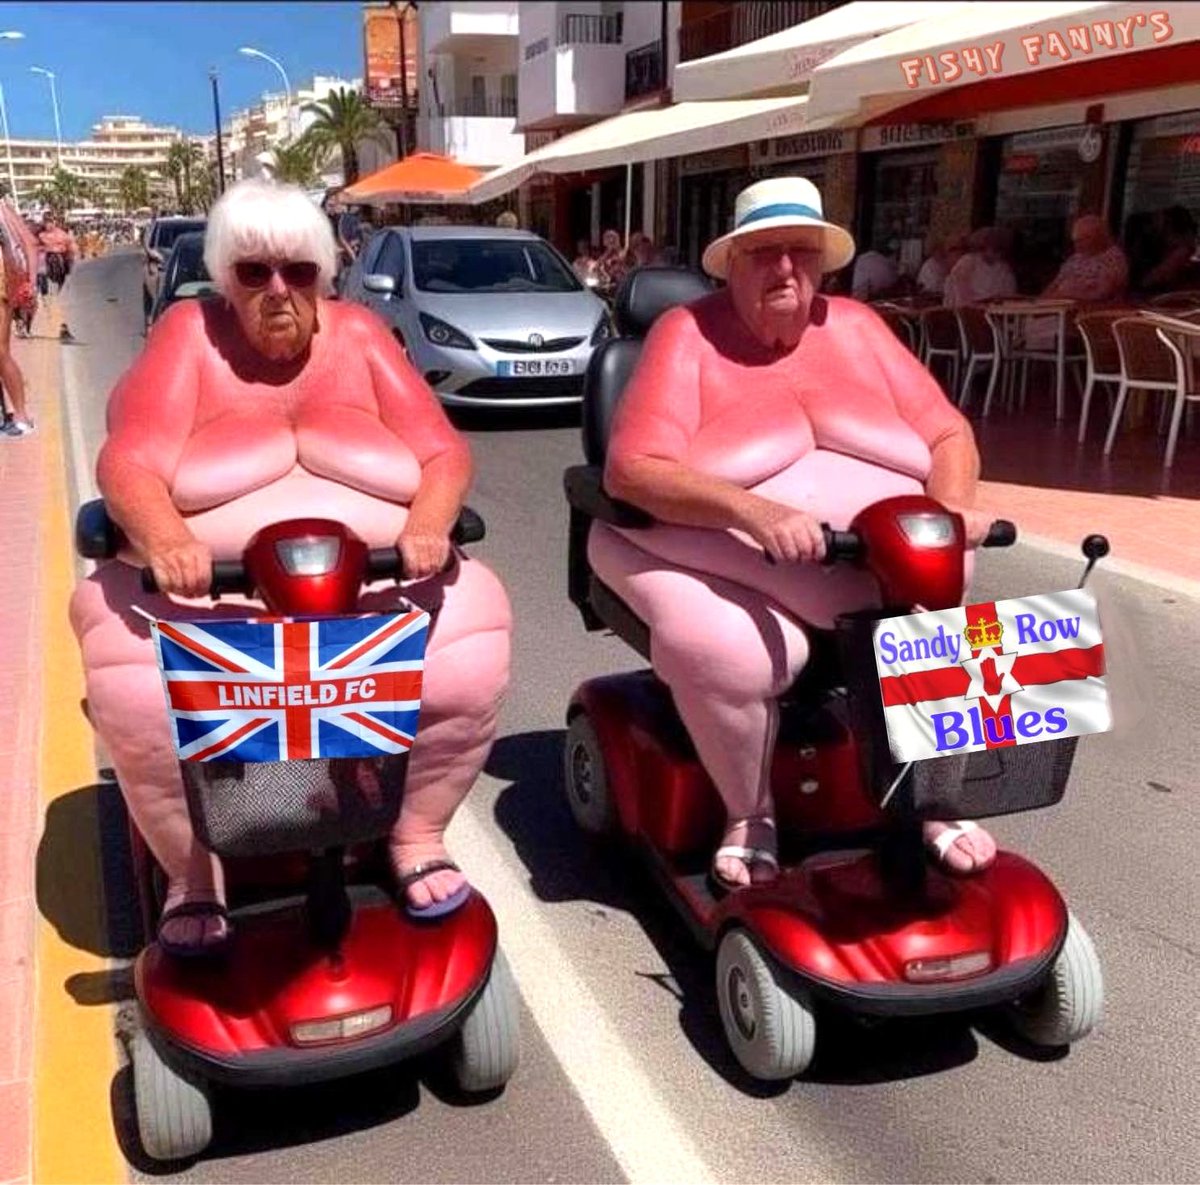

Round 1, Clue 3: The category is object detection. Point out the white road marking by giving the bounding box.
[449,799,721,1185]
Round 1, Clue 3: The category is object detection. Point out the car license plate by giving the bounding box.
[496,359,573,377]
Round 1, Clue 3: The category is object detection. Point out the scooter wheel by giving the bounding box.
[452,950,521,1093]
[130,1028,213,1162]
[716,928,817,1081]
[1006,910,1104,1047]
[563,713,617,836]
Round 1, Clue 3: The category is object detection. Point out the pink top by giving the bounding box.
[605,292,965,490]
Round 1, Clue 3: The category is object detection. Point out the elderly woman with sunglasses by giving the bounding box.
[70,179,512,955]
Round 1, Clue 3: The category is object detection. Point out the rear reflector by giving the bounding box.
[291,1004,393,1045]
[904,951,992,983]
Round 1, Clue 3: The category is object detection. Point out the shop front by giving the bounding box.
[857,120,976,278]
[678,144,750,270]
[989,122,1109,292]
[1120,108,1200,223]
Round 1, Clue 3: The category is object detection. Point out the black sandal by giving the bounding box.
[157,900,233,959]
[395,859,472,920]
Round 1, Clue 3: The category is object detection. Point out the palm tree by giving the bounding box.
[164,139,205,212]
[35,166,85,213]
[267,138,328,187]
[301,87,391,186]
[119,166,151,214]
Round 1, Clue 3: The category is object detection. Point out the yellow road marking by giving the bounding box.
[33,300,126,1184]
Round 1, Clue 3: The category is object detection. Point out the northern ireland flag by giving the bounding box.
[151,611,430,763]
[873,589,1111,763]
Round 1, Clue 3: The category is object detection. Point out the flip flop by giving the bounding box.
[925,820,992,875]
[710,844,780,894]
[157,900,233,960]
[396,859,472,920]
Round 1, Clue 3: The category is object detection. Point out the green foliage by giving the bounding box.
[301,87,392,185]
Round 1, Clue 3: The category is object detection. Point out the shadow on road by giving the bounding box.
[449,404,581,435]
[487,728,996,1092]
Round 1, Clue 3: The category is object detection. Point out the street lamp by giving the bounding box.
[30,65,62,163]
[0,32,22,209]
[238,46,293,140]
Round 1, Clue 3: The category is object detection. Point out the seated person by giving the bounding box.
[916,234,967,299]
[943,228,1017,308]
[71,178,513,954]
[1025,214,1128,349]
[1139,205,1200,294]
[851,246,899,301]
[590,176,999,889]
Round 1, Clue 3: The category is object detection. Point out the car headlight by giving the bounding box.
[590,315,615,346]
[419,313,475,350]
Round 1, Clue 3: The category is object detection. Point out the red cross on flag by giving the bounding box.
[872,588,1111,763]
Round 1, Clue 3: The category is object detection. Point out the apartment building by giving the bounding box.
[3,114,182,212]
[417,1,524,169]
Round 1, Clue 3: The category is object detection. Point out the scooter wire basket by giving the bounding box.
[834,609,1077,821]
[182,754,409,859]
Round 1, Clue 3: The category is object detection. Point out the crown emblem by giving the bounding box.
[964,615,1004,649]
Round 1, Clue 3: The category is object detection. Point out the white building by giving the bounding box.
[224,75,366,187]
[2,115,183,212]
[416,1,525,168]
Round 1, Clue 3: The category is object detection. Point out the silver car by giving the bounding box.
[342,226,612,408]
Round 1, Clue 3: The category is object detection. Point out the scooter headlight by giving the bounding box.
[275,536,342,576]
[904,951,992,983]
[291,1004,393,1045]
[897,513,956,548]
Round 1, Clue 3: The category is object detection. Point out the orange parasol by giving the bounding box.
[342,153,484,206]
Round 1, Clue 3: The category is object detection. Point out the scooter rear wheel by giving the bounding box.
[130,1028,213,1162]
[716,928,817,1081]
[1006,910,1104,1047]
[452,950,521,1093]
[563,713,617,836]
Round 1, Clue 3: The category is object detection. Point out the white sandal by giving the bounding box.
[926,820,986,872]
[712,818,778,890]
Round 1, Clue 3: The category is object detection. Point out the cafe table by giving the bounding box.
[984,298,1079,419]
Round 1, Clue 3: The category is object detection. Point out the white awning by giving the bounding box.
[806,1,1200,122]
[672,1,954,103]
[468,96,823,204]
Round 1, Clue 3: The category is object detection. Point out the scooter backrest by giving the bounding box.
[582,266,714,465]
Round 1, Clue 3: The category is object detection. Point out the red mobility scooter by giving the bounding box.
[76,503,520,1161]
[562,268,1105,1082]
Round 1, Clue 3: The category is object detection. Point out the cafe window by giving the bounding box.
[1122,110,1200,223]
[865,149,938,271]
[993,125,1091,291]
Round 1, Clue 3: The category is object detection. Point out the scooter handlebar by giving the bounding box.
[140,561,251,596]
[982,519,1017,547]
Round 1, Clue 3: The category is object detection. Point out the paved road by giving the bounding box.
[60,252,1200,1183]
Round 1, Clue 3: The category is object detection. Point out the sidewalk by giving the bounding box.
[969,390,1199,590]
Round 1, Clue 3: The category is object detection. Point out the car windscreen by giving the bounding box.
[154,221,206,251]
[411,239,581,294]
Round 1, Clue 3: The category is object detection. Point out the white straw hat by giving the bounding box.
[701,176,856,280]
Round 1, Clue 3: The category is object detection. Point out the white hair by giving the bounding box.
[204,177,338,296]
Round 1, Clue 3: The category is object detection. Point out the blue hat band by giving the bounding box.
[737,202,824,229]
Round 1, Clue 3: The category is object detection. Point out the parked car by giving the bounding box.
[342,226,612,407]
[142,216,206,323]
[148,232,217,327]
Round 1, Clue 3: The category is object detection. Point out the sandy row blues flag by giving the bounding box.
[872,588,1111,763]
[151,611,430,763]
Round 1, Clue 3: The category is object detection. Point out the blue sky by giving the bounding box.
[0,2,365,140]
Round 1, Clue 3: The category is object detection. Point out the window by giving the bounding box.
[411,239,581,294]
[369,231,407,281]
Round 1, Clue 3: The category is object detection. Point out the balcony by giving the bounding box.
[420,109,524,168]
[679,0,845,63]
[435,95,518,119]
[423,2,519,54]
[625,40,664,102]
[557,12,622,46]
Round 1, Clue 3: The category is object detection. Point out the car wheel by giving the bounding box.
[716,928,817,1081]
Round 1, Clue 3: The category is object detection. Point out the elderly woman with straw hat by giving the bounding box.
[590,177,999,889]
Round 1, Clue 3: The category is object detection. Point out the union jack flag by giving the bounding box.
[150,610,430,763]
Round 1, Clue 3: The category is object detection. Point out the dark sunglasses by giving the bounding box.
[234,260,320,289]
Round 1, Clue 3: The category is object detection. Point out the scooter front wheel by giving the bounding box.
[716,928,817,1081]
[130,1028,213,1162]
[452,949,520,1093]
[1005,911,1104,1047]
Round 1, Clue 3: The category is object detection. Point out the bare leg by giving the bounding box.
[0,301,30,424]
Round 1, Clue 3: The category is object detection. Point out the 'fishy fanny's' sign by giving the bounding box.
[872,590,1111,763]
[151,611,430,763]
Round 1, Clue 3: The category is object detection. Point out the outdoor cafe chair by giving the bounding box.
[1075,310,1128,443]
[1147,290,1200,311]
[877,307,919,355]
[1105,316,1191,467]
[954,305,999,413]
[919,307,961,397]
